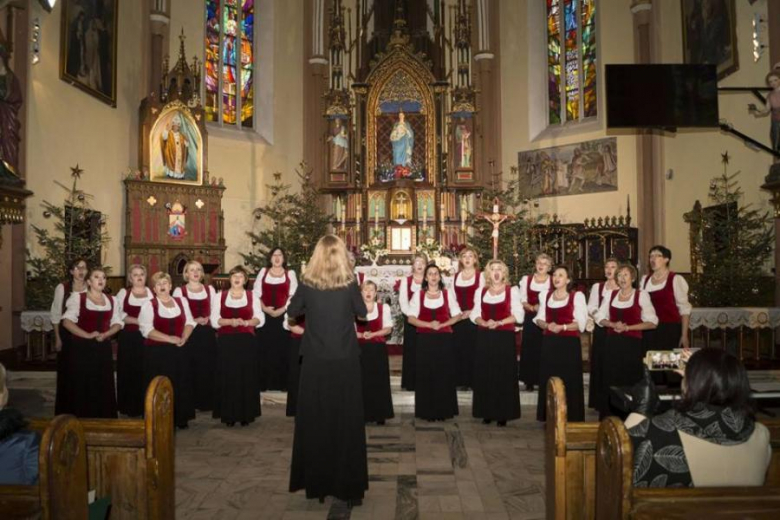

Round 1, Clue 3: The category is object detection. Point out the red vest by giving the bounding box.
[417,290,454,334]
[77,293,114,334]
[181,285,212,320]
[260,269,291,309]
[607,290,643,339]
[357,303,387,344]
[525,274,552,315]
[145,298,186,346]
[643,273,682,324]
[122,288,149,332]
[290,315,306,339]
[543,292,579,337]
[453,271,480,311]
[218,291,255,336]
[479,287,515,331]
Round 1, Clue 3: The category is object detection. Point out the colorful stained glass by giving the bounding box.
[222,0,239,124]
[563,0,579,122]
[240,0,255,128]
[547,0,562,125]
[205,0,220,122]
[581,0,597,118]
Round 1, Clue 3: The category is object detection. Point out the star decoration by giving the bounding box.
[195,198,205,209]
[147,196,157,206]
[70,164,84,179]
[721,151,730,165]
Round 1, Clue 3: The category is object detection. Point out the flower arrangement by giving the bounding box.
[415,237,455,275]
[360,232,389,265]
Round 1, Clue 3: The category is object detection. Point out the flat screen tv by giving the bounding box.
[606,64,719,129]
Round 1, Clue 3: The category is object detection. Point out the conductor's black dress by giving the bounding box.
[288,282,369,502]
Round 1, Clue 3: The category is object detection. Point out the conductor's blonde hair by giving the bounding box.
[302,235,355,290]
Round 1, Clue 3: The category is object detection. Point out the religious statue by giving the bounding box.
[0,45,22,174]
[161,114,190,179]
[328,120,349,171]
[749,69,780,163]
[479,198,513,260]
[455,122,472,169]
[390,111,414,167]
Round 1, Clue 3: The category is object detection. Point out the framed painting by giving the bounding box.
[681,0,738,80]
[60,0,118,107]
[148,106,204,185]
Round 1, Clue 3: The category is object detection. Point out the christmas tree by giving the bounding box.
[467,168,539,283]
[242,162,332,274]
[685,153,773,307]
[26,166,110,309]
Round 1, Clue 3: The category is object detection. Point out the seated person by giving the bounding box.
[0,363,40,485]
[625,349,771,488]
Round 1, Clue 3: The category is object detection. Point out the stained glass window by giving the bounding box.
[204,0,256,128]
[546,0,597,125]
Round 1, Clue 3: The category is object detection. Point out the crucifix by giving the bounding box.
[478,197,513,260]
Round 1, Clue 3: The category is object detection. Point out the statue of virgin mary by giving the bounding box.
[390,111,414,167]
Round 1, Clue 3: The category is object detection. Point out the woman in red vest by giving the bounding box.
[398,253,427,391]
[586,258,619,411]
[408,264,462,421]
[116,265,154,417]
[211,266,264,426]
[139,271,196,428]
[534,266,588,422]
[283,312,305,417]
[517,253,553,391]
[50,257,88,415]
[640,246,692,352]
[451,247,484,389]
[61,267,123,418]
[252,247,298,391]
[471,260,523,426]
[173,260,218,412]
[595,264,658,418]
[356,281,394,425]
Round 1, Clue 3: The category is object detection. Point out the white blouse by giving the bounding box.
[639,274,692,316]
[172,285,218,302]
[252,268,298,307]
[469,286,525,324]
[50,283,87,324]
[116,287,154,321]
[138,298,197,338]
[62,293,124,329]
[407,291,462,319]
[518,274,552,304]
[210,290,265,329]
[398,276,424,316]
[453,271,484,288]
[362,303,394,329]
[533,291,588,332]
[587,283,616,318]
[594,289,659,326]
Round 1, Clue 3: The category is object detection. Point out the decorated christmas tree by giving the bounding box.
[242,162,332,274]
[685,153,773,307]
[26,166,110,309]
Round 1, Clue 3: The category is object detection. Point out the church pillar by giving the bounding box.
[149,0,171,97]
[304,0,329,189]
[631,0,664,271]
[768,0,780,306]
[473,0,501,186]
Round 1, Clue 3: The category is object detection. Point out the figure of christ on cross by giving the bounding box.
[478,197,513,259]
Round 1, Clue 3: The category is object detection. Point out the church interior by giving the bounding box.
[2,0,780,518]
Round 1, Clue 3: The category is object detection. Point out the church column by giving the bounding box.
[304,0,330,189]
[765,0,780,306]
[473,0,501,186]
[149,0,171,97]
[631,0,664,270]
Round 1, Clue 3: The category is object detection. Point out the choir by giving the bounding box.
[48,244,692,427]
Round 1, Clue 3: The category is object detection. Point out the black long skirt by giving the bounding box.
[452,319,478,388]
[536,335,584,422]
[642,322,683,387]
[401,317,417,390]
[287,337,302,417]
[213,333,261,425]
[143,344,196,427]
[258,314,290,391]
[588,326,607,410]
[415,333,458,421]
[290,356,368,501]
[68,337,117,419]
[596,334,645,417]
[518,313,543,386]
[188,325,217,411]
[472,329,521,422]
[360,342,394,423]
[54,327,74,415]
[117,329,146,417]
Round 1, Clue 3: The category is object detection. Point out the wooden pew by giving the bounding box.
[545,377,600,520]
[0,376,174,520]
[595,416,780,520]
[0,415,89,520]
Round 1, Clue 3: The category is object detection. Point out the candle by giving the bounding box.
[341,205,346,231]
[374,203,379,226]
[423,204,427,221]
